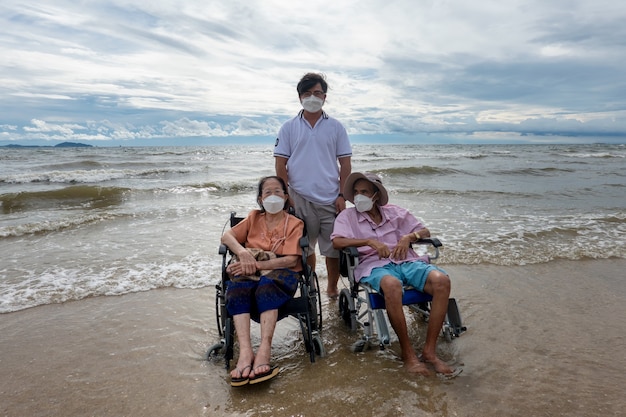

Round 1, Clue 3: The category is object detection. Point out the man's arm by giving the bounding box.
[275,156,289,186]
[335,156,352,212]
[333,236,392,260]
[338,156,351,193]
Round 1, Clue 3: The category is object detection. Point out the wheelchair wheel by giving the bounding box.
[351,338,368,353]
[312,333,326,358]
[206,341,224,361]
[215,289,223,337]
[339,289,357,332]
[309,271,323,331]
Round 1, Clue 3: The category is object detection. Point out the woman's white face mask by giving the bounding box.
[262,195,285,214]
[354,194,375,212]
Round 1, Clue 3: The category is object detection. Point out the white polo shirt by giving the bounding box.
[274,111,352,205]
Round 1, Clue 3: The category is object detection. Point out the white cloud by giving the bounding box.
[0,0,625,145]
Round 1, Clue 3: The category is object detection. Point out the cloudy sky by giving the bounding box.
[1,0,625,146]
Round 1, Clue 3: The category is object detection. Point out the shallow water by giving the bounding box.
[1,259,624,417]
[2,143,625,314]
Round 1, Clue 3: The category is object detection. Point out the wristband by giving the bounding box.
[414,232,421,241]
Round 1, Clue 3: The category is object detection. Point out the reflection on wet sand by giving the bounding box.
[1,260,625,416]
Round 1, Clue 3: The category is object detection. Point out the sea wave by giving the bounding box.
[1,185,130,214]
[0,212,121,237]
[374,166,462,177]
[394,188,539,199]
[489,167,575,176]
[438,212,626,265]
[0,254,222,313]
[0,167,194,184]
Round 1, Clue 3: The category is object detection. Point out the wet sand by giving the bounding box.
[1,259,625,417]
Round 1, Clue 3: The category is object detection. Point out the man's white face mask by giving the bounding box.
[354,194,374,212]
[301,95,324,113]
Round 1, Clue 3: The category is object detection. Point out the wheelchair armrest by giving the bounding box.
[340,247,360,270]
[343,246,359,258]
[418,237,442,247]
[218,243,228,256]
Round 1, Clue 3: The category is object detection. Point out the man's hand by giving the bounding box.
[390,235,412,260]
[368,240,391,259]
[335,196,346,214]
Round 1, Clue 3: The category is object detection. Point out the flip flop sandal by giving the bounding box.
[437,367,463,380]
[230,365,252,387]
[248,364,280,385]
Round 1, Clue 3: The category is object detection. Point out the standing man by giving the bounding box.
[274,72,352,299]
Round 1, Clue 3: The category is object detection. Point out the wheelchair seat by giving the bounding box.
[207,211,325,370]
[338,238,466,352]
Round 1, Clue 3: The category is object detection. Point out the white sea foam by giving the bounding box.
[1,143,624,312]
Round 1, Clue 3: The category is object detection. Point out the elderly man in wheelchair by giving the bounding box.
[331,172,461,377]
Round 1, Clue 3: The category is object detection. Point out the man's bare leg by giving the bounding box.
[325,256,340,298]
[307,253,316,272]
[421,271,456,374]
[380,275,431,376]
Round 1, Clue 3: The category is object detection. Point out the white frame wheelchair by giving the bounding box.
[338,237,466,353]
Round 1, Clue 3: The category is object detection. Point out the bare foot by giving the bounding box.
[420,354,456,375]
[403,357,432,376]
[326,290,339,300]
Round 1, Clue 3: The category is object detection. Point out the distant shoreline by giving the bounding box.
[1,141,93,148]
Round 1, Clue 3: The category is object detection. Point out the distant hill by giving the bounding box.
[54,142,93,148]
[1,142,93,148]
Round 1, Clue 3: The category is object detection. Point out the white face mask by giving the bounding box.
[301,95,324,113]
[262,195,285,214]
[354,194,374,213]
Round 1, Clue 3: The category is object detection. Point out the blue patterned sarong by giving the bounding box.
[225,268,299,319]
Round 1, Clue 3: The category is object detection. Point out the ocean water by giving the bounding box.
[1,143,625,313]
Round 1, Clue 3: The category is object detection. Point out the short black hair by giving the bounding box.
[297,72,328,96]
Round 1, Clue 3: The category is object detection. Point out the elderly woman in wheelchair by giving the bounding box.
[220,176,304,386]
[331,172,462,377]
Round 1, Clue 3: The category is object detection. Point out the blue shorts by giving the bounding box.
[360,261,447,293]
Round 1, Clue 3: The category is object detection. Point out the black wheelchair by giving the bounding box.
[207,211,325,370]
[338,237,466,353]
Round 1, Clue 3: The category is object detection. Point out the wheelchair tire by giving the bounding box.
[215,289,224,337]
[339,289,357,332]
[351,339,367,353]
[312,334,326,358]
[206,342,224,361]
[310,271,323,331]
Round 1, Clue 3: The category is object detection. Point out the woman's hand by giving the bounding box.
[228,250,258,276]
